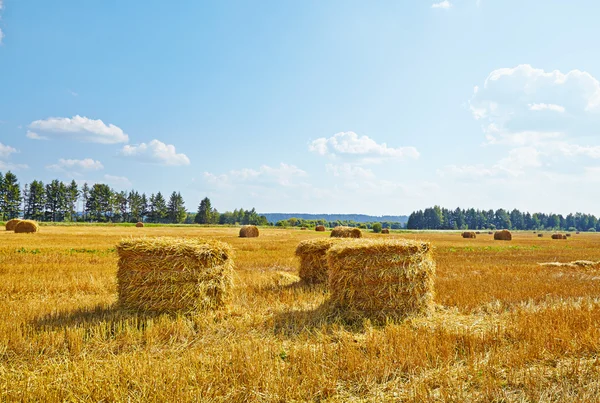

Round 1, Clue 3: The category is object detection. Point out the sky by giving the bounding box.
[2,0,600,216]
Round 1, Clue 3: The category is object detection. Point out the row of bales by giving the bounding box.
[4,219,39,233]
[461,230,574,241]
[116,225,433,323]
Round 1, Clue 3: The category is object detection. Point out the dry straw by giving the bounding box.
[136,222,144,228]
[330,226,362,238]
[551,234,567,240]
[14,220,39,233]
[295,238,343,284]
[462,231,476,239]
[494,230,512,241]
[239,225,259,238]
[327,239,435,323]
[5,219,21,231]
[116,237,234,312]
[381,228,390,234]
[315,225,326,232]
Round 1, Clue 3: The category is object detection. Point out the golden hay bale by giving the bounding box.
[566,233,572,237]
[494,230,512,241]
[462,231,476,239]
[116,237,234,313]
[136,222,144,228]
[239,225,259,238]
[295,238,343,284]
[5,219,21,231]
[538,233,544,237]
[300,227,307,230]
[576,231,581,234]
[14,220,39,233]
[487,231,494,235]
[551,233,567,240]
[381,228,390,234]
[327,239,435,323]
[330,226,362,238]
[475,231,481,234]
[315,225,326,232]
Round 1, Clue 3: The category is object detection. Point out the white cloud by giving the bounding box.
[46,158,104,172]
[26,131,48,140]
[0,142,17,158]
[204,163,307,188]
[120,139,190,166]
[0,161,28,171]
[309,131,419,163]
[325,163,375,180]
[528,103,565,113]
[431,1,452,9]
[103,174,132,188]
[29,115,129,144]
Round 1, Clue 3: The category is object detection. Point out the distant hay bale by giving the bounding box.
[14,220,39,233]
[5,219,21,231]
[300,227,307,230]
[381,228,390,234]
[116,237,234,312]
[576,231,581,234]
[295,238,343,284]
[327,239,435,323]
[487,231,494,235]
[136,222,144,228]
[475,231,481,234]
[315,225,326,232]
[330,226,362,238]
[462,231,476,239]
[566,233,572,237]
[537,233,544,237]
[551,234,567,240]
[494,230,512,241]
[239,225,259,238]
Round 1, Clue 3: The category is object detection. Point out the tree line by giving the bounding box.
[0,171,268,225]
[407,206,600,232]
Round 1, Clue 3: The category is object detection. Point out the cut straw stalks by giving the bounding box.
[295,238,344,284]
[116,237,234,313]
[330,226,362,238]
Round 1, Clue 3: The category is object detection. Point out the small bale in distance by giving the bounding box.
[5,219,21,231]
[576,231,581,234]
[462,231,476,239]
[239,225,259,238]
[551,234,567,240]
[14,220,39,233]
[116,237,234,312]
[566,233,572,237]
[475,231,481,234]
[327,239,435,324]
[537,233,544,237]
[136,222,144,228]
[488,231,494,235]
[300,227,307,230]
[330,226,362,238]
[381,228,390,234]
[494,230,512,241]
[295,238,343,284]
[315,225,326,232]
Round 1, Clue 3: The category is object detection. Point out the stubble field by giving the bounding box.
[1,226,600,402]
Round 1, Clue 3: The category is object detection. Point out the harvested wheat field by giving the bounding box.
[2,226,600,401]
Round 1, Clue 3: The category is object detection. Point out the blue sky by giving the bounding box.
[2,0,600,215]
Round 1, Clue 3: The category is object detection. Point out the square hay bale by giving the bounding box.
[315,225,326,232]
[116,237,234,313]
[327,239,435,323]
[14,220,39,233]
[381,228,390,234]
[494,230,512,241]
[551,233,567,240]
[462,231,476,239]
[330,226,362,238]
[239,225,259,238]
[5,219,21,231]
[295,238,343,284]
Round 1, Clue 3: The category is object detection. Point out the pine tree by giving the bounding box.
[3,171,22,220]
[24,180,46,221]
[168,191,186,223]
[195,197,212,224]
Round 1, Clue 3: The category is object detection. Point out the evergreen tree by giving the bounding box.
[66,180,79,221]
[195,197,212,224]
[2,171,21,219]
[167,191,186,223]
[86,184,113,222]
[24,180,46,221]
[151,192,167,223]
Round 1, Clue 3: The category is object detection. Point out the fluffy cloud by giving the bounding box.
[528,103,565,113]
[120,139,190,166]
[203,163,307,188]
[431,1,452,9]
[0,142,17,158]
[29,115,129,144]
[26,131,48,140]
[0,161,28,171]
[46,158,104,172]
[309,131,419,163]
[103,174,132,188]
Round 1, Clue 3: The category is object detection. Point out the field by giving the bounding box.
[1,226,600,402]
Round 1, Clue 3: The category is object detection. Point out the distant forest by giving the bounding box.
[407,206,600,232]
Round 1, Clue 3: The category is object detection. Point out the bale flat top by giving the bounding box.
[117,237,233,263]
[295,238,343,256]
[328,239,430,258]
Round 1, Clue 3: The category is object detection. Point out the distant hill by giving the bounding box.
[261,213,408,224]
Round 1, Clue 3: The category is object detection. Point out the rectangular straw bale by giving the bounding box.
[116,237,234,313]
[295,238,344,284]
[327,239,435,323]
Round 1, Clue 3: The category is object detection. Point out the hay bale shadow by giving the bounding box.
[32,303,167,331]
